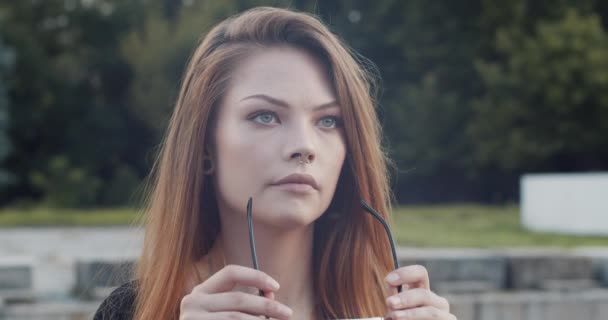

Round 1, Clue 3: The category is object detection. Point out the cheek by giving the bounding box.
[213,121,271,202]
[217,125,255,163]
[331,131,347,167]
[329,146,346,177]
[321,136,347,191]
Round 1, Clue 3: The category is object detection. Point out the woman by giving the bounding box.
[94,6,456,320]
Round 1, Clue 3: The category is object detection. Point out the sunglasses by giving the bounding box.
[246,197,402,314]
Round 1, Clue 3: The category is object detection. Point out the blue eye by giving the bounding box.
[319,116,342,128]
[252,111,278,124]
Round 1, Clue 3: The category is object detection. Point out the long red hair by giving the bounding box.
[133,6,396,319]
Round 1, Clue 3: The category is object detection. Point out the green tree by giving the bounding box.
[0,1,151,206]
[471,8,608,171]
[0,36,15,189]
[121,1,235,134]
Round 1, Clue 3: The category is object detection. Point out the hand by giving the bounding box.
[179,264,293,319]
[384,265,456,320]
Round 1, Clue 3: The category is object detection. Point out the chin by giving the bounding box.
[261,209,318,230]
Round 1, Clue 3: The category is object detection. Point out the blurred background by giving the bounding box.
[0,0,607,319]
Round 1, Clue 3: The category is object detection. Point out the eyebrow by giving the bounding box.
[239,94,339,111]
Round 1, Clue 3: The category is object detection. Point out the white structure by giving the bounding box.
[521,172,608,236]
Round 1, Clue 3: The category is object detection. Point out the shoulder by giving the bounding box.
[93,280,138,320]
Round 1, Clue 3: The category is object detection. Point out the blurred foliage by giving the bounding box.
[0,0,607,207]
[121,1,239,132]
[0,35,15,189]
[0,0,154,207]
[30,155,102,207]
[472,8,608,171]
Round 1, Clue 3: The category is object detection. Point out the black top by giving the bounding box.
[93,281,137,320]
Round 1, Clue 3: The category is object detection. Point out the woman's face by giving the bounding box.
[211,46,346,229]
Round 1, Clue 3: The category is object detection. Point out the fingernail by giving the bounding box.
[388,296,400,308]
[386,273,399,283]
[279,305,293,316]
[268,279,280,290]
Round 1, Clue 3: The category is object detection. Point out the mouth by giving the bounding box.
[271,183,316,193]
[271,173,319,192]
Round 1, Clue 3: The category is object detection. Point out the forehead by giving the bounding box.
[225,46,336,105]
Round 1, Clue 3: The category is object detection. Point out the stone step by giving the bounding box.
[0,299,100,320]
[504,251,597,290]
[446,288,608,320]
[397,248,605,292]
[397,248,507,293]
[434,280,501,293]
[0,256,35,303]
[73,258,134,300]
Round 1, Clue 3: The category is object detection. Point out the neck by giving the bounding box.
[209,209,317,319]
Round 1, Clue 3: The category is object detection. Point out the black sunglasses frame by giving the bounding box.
[246,197,402,299]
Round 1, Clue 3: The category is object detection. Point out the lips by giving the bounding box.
[272,173,319,190]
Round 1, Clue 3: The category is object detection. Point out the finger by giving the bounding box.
[386,306,456,320]
[386,288,450,312]
[197,265,280,294]
[385,265,430,290]
[198,291,293,319]
[265,291,275,300]
[385,281,409,297]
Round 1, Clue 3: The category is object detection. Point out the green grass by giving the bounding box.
[391,204,608,247]
[1,205,608,248]
[0,207,140,227]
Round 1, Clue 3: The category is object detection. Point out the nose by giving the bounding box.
[291,150,315,163]
[283,121,316,165]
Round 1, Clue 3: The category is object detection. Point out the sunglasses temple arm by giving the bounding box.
[361,199,403,293]
[247,197,268,306]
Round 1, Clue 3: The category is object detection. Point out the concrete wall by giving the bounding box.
[521,172,608,236]
[448,289,608,320]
